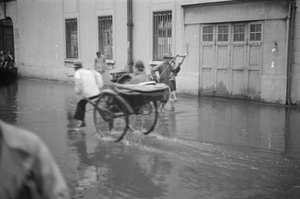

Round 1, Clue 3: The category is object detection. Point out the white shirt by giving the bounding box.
[74,68,103,98]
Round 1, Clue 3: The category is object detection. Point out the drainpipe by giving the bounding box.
[286,0,296,105]
[127,0,133,72]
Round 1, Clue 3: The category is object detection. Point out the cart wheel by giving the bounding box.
[93,91,130,142]
[129,100,158,135]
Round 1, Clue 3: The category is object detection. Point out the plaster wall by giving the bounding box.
[17,0,67,80]
[113,0,128,71]
[261,20,288,104]
[131,0,152,74]
[77,0,98,70]
[290,0,300,104]
[184,1,289,24]
[15,0,130,82]
[176,24,199,95]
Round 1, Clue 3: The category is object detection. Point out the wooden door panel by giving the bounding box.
[202,68,214,92]
[248,70,261,98]
[232,46,245,69]
[200,24,215,95]
[232,69,245,96]
[202,46,214,67]
[216,46,230,68]
[248,45,262,97]
[249,45,262,69]
[216,69,229,93]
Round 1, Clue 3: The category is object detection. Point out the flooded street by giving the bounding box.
[1,78,300,199]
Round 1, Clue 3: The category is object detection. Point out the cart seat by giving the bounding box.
[114,83,169,96]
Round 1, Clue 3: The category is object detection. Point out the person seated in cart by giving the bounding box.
[127,60,150,84]
[151,55,177,112]
[73,60,103,128]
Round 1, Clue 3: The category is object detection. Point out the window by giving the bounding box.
[250,24,262,41]
[233,25,245,42]
[98,16,113,59]
[153,11,172,60]
[217,25,229,42]
[202,26,213,42]
[65,18,78,59]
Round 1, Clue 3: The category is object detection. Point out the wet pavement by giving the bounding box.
[1,78,300,199]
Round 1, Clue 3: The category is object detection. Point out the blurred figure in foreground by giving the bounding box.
[0,120,69,199]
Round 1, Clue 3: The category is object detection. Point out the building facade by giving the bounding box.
[3,0,300,105]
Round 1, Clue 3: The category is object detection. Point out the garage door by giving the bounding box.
[200,22,263,99]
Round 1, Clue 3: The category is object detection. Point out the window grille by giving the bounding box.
[65,18,78,59]
[233,25,245,42]
[98,16,113,59]
[202,26,213,42]
[250,24,262,41]
[153,11,172,60]
[217,25,229,42]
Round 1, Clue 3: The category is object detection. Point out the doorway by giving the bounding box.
[199,22,263,99]
[0,17,14,55]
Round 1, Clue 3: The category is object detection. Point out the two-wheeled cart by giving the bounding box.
[110,53,187,84]
[86,82,169,142]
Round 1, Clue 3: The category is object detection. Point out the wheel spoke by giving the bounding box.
[129,101,158,135]
[94,92,129,142]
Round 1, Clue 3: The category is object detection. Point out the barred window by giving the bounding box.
[250,24,262,41]
[233,25,245,42]
[65,18,78,59]
[217,25,229,42]
[153,11,172,61]
[202,26,213,42]
[98,16,113,59]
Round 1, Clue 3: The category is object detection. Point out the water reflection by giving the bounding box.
[94,142,165,198]
[284,107,300,159]
[3,78,299,160]
[0,81,18,124]
[155,111,178,137]
[66,128,166,198]
[170,97,300,159]
[1,78,300,198]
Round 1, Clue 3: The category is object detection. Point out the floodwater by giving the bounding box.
[1,78,300,199]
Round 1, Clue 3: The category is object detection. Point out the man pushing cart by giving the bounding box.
[150,53,187,112]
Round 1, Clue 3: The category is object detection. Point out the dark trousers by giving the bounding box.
[74,95,99,121]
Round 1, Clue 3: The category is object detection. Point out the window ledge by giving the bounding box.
[106,59,115,64]
[106,59,115,70]
[149,60,163,66]
[64,59,77,67]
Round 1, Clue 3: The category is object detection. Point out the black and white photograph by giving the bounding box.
[1,0,300,198]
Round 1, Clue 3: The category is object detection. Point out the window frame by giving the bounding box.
[216,24,230,45]
[202,25,214,43]
[153,10,172,61]
[98,15,113,60]
[65,18,78,59]
[248,22,263,46]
